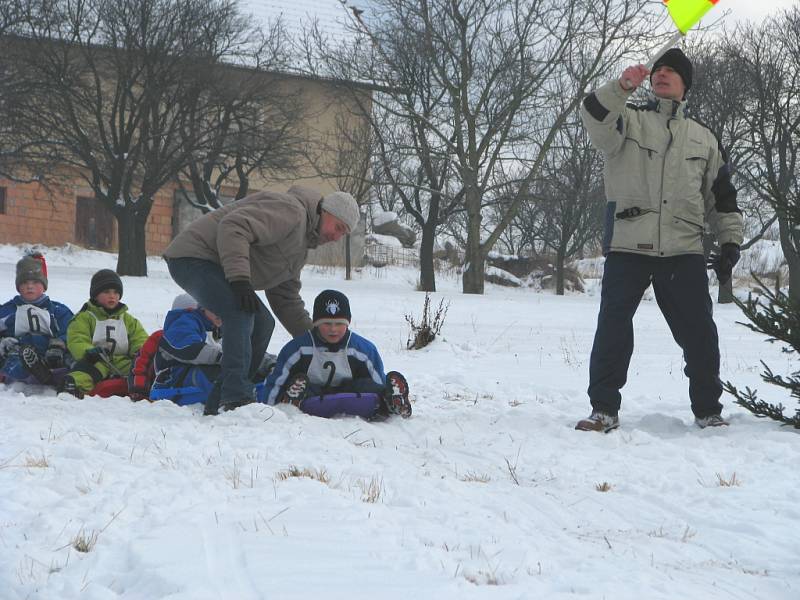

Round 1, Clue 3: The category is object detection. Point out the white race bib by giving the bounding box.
[91,316,129,355]
[13,304,53,337]
[308,346,352,388]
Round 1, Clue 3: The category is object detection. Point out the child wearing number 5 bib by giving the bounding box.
[62,269,148,398]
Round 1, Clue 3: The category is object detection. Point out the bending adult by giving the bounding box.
[163,186,359,414]
[576,49,743,432]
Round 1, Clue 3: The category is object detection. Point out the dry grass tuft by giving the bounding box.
[24,454,49,468]
[275,465,331,485]
[595,481,613,492]
[460,471,491,483]
[715,472,741,487]
[356,475,384,503]
[71,529,99,553]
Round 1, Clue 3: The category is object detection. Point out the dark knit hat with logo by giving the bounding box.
[651,48,693,95]
[16,252,48,291]
[90,269,123,300]
[313,290,351,325]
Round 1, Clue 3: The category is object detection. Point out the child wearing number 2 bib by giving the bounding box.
[62,269,148,398]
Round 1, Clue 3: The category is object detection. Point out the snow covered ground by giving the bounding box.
[1,244,798,600]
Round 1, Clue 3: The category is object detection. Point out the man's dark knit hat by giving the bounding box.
[313,290,351,325]
[90,269,123,300]
[651,48,693,94]
[16,253,48,291]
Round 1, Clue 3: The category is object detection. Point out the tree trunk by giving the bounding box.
[345,234,351,281]
[779,217,800,303]
[462,186,484,295]
[418,218,437,292]
[717,279,734,304]
[116,207,149,276]
[555,250,565,296]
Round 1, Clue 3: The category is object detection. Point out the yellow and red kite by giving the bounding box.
[664,0,721,34]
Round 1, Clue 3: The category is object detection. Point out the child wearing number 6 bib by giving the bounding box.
[62,269,148,398]
[0,252,74,388]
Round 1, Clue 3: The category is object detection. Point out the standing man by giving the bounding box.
[163,186,359,415]
[576,48,743,432]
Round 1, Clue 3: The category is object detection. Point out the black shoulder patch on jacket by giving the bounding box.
[687,118,741,215]
[583,93,609,121]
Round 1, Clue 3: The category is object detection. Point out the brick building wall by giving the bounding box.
[0,177,177,255]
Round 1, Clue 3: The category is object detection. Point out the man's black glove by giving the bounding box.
[707,243,741,286]
[45,339,67,368]
[229,280,260,313]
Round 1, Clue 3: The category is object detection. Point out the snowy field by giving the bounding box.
[1,243,798,600]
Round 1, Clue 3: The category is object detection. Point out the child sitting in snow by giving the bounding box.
[62,269,148,398]
[260,289,411,420]
[149,293,223,406]
[0,252,74,387]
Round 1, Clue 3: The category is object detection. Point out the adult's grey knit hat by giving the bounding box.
[320,191,360,233]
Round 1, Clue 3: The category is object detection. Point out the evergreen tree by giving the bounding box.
[724,278,800,428]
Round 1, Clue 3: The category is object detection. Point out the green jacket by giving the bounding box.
[67,301,148,377]
[580,80,743,256]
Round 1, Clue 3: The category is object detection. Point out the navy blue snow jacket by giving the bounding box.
[0,294,74,354]
[152,308,222,398]
[261,328,385,405]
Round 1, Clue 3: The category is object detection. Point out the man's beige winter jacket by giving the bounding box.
[580,79,743,256]
[163,186,323,336]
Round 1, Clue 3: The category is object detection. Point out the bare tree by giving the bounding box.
[535,116,605,295]
[686,38,776,303]
[177,17,306,212]
[0,0,57,182]
[4,0,275,275]
[719,9,800,300]
[306,110,375,279]
[305,0,670,294]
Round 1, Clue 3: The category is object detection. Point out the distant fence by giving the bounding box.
[365,244,419,268]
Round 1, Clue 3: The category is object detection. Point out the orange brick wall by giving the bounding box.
[0,178,177,255]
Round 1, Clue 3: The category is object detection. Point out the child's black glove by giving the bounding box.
[707,243,741,286]
[45,339,67,368]
[229,280,260,313]
[84,346,110,364]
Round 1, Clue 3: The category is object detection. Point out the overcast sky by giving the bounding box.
[718,0,797,24]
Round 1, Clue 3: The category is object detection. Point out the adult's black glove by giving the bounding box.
[45,339,67,368]
[229,280,260,313]
[707,243,741,286]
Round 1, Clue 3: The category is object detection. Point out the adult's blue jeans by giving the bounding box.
[166,257,275,408]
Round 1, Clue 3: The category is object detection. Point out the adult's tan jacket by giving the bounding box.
[163,186,323,336]
[580,79,743,257]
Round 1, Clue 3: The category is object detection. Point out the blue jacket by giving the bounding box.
[262,328,385,405]
[0,294,74,354]
[153,308,221,389]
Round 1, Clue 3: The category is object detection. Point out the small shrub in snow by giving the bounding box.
[405,292,449,350]
[595,481,613,492]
